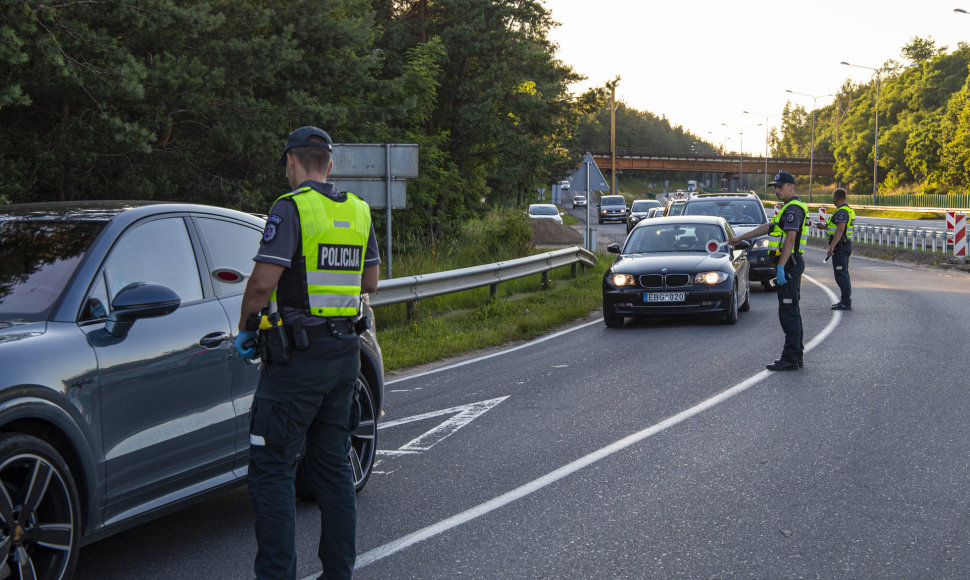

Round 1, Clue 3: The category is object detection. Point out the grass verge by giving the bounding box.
[374,255,609,372]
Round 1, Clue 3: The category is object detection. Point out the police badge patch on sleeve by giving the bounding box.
[262,214,282,243]
[785,212,795,223]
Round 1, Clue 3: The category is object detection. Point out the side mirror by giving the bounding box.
[607,243,621,254]
[105,282,181,338]
[733,240,751,250]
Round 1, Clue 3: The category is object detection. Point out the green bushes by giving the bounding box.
[372,207,605,371]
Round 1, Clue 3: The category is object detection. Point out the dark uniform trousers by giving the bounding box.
[832,240,852,307]
[776,253,805,364]
[248,350,359,580]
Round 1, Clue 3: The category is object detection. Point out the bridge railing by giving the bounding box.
[586,149,824,164]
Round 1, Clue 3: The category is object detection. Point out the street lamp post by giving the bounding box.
[841,61,881,203]
[784,90,836,203]
[722,122,761,192]
[743,110,780,198]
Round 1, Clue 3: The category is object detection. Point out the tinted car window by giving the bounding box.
[0,220,105,320]
[684,199,766,225]
[195,217,262,297]
[600,196,625,206]
[528,204,558,216]
[631,200,660,212]
[625,223,725,253]
[103,217,202,303]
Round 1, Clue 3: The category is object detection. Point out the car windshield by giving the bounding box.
[631,201,659,212]
[600,196,625,207]
[667,202,685,216]
[0,219,106,321]
[623,223,725,254]
[684,199,766,225]
[529,205,558,216]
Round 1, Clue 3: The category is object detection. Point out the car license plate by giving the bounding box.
[644,292,685,302]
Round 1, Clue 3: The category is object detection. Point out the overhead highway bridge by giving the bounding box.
[586,150,835,179]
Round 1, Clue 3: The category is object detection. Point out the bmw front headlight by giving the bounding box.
[610,273,637,287]
[694,271,728,285]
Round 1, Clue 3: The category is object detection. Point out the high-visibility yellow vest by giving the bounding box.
[767,198,809,255]
[826,205,855,242]
[270,187,371,317]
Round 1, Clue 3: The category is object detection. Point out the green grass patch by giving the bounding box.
[562,212,580,225]
[374,255,609,371]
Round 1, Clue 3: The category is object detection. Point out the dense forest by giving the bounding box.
[2,2,969,243]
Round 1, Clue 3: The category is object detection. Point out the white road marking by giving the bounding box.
[302,276,840,578]
[376,396,510,455]
[384,319,603,386]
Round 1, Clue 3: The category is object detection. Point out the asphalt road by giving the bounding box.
[75,246,970,579]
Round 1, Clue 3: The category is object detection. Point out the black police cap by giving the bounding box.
[769,171,796,186]
[279,126,333,167]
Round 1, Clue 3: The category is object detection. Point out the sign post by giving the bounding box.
[568,152,611,251]
[329,144,419,279]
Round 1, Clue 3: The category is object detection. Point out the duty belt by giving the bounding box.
[285,319,356,344]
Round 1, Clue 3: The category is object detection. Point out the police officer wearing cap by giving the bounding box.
[826,187,854,310]
[728,171,808,371]
[234,126,380,579]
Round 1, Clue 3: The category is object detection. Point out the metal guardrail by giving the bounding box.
[369,246,598,307]
[809,223,956,254]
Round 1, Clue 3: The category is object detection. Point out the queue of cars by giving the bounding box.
[0,202,385,577]
[598,190,783,328]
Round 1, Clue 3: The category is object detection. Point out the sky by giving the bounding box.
[545,0,970,156]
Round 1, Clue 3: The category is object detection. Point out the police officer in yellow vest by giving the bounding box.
[728,171,808,371]
[826,187,855,310]
[234,126,380,580]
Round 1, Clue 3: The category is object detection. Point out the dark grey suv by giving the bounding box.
[681,193,774,289]
[0,201,384,577]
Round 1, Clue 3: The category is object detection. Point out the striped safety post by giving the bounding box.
[955,214,967,258]
[817,206,828,234]
[774,203,782,217]
[946,211,957,250]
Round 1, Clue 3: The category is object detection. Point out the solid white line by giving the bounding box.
[385,318,603,385]
[301,275,841,577]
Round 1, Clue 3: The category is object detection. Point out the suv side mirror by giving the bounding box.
[607,243,621,253]
[105,282,181,338]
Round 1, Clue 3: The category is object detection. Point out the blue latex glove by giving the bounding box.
[234,330,258,358]
[775,265,788,286]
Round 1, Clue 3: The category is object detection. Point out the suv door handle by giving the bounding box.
[200,332,230,348]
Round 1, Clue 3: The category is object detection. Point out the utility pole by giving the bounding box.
[610,84,616,195]
[607,77,620,195]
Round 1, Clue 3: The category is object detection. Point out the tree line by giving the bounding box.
[7,3,956,247]
[773,37,970,196]
[1,0,607,242]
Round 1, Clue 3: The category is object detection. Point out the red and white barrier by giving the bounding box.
[774,203,782,217]
[954,214,967,258]
[946,211,957,231]
[817,206,828,231]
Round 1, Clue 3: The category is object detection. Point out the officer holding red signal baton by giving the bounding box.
[728,171,808,371]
